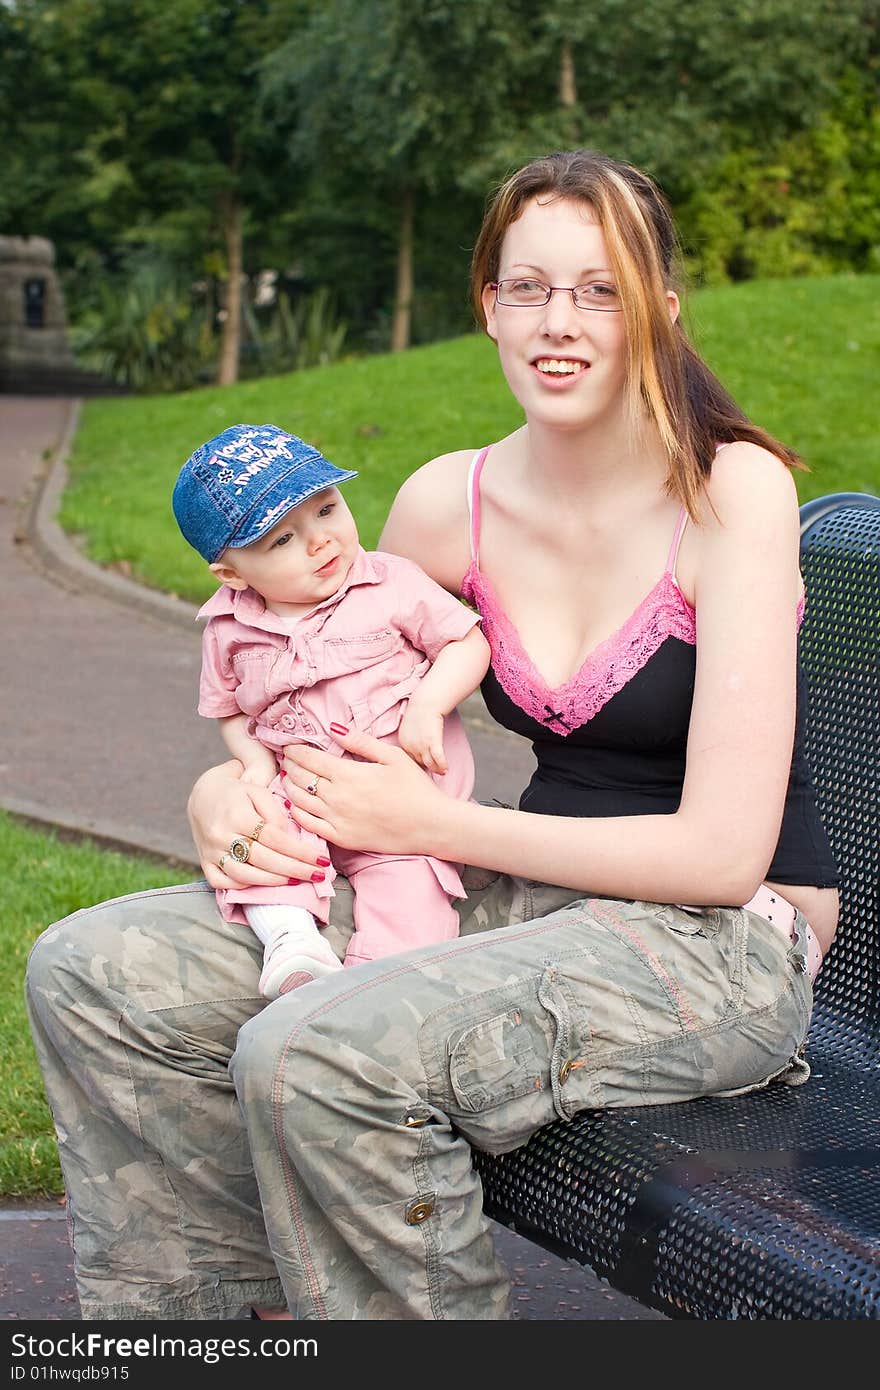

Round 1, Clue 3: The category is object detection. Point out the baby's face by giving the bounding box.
[216,488,359,606]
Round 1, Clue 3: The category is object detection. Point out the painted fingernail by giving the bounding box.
[316,855,331,867]
[284,799,291,810]
[288,878,301,886]
[311,871,325,883]
[330,723,349,736]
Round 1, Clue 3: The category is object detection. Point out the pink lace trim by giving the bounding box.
[460,441,806,737]
[461,562,697,736]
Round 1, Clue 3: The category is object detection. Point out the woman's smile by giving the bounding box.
[532,355,591,385]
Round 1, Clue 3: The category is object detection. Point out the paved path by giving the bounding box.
[0,395,662,1321]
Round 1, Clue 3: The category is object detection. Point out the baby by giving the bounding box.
[173,422,490,998]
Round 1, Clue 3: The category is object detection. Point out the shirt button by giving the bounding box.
[405,1198,435,1225]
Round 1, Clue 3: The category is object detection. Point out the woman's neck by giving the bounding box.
[521,414,668,506]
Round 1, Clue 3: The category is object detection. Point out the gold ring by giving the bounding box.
[229,835,251,864]
[306,777,322,796]
[218,854,227,872]
[250,819,266,843]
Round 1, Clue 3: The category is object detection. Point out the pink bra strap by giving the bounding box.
[662,444,724,579]
[665,506,689,578]
[467,446,491,561]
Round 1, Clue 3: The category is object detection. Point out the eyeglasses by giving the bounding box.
[490,278,622,312]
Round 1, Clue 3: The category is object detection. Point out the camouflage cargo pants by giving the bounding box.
[25,871,813,1320]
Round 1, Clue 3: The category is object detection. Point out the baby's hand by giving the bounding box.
[239,749,279,788]
[397,702,448,775]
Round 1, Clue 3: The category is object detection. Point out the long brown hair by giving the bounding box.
[470,150,802,518]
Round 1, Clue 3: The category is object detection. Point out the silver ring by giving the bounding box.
[229,835,251,863]
[306,777,322,796]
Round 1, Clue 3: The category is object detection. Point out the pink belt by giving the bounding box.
[743,884,823,983]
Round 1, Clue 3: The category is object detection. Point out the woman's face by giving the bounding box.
[481,196,630,433]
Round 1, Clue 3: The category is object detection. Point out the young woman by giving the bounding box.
[27,150,838,1321]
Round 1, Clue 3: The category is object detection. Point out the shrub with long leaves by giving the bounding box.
[72,261,214,392]
[243,287,347,378]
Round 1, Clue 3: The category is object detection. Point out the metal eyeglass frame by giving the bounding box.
[489,279,622,312]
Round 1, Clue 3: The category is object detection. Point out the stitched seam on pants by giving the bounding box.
[267,916,584,1317]
[551,911,799,1037]
[544,944,807,1060]
[271,1044,330,1318]
[587,900,703,1033]
[413,1123,444,1319]
[151,997,261,1011]
[27,883,211,958]
[119,1003,189,1281]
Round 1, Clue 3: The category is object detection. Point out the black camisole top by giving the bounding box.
[459,446,839,889]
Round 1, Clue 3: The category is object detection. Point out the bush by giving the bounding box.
[72,260,213,392]
[242,286,347,377]
[679,87,880,285]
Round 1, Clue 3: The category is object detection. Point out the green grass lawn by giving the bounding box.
[1,812,195,1197]
[59,274,880,606]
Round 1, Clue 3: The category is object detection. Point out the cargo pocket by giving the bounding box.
[447,1005,545,1114]
[665,904,721,938]
[430,971,591,1155]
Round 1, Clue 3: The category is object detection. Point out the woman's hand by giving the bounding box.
[280,728,448,855]
[187,760,326,889]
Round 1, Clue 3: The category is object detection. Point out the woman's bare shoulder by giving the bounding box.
[391,448,476,507]
[699,440,800,535]
[379,447,479,590]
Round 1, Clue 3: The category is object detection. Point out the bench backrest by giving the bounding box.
[798,495,880,1066]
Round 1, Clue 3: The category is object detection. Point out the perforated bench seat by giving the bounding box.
[477,495,880,1320]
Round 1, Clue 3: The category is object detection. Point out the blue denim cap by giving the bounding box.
[172,423,358,563]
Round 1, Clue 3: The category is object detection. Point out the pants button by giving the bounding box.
[559,1059,574,1084]
[405,1197,435,1225]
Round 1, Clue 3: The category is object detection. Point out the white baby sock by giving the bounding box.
[245,903,318,944]
[244,904,342,999]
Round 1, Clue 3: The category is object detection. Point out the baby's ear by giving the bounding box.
[209,560,248,590]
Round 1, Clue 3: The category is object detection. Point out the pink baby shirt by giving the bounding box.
[198,547,480,752]
[197,547,482,920]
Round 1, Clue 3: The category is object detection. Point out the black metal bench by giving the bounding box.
[477,493,880,1320]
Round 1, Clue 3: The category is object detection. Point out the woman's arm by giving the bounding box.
[282,444,802,906]
[378,449,474,591]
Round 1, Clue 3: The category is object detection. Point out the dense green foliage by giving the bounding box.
[2,1,878,380]
[0,811,193,1196]
[680,82,880,283]
[58,273,880,604]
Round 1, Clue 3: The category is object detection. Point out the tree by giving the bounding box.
[1,0,310,385]
[264,0,528,351]
[486,0,874,203]
[4,0,875,372]
[103,0,311,384]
